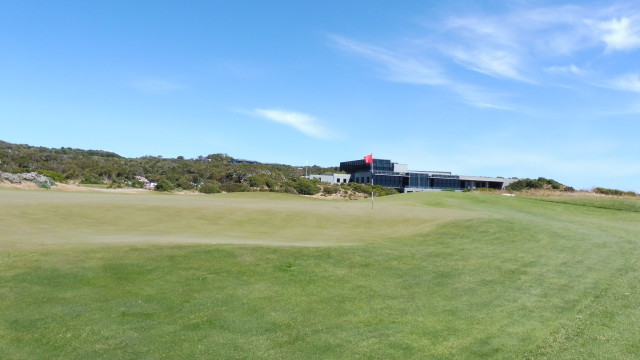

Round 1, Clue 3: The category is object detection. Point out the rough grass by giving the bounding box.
[521,190,640,213]
[1,189,640,359]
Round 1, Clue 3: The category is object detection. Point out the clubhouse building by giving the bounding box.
[307,158,516,192]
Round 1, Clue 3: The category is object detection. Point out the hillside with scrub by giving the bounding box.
[1,189,640,358]
[0,140,396,197]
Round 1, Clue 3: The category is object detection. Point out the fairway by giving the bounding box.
[2,189,640,359]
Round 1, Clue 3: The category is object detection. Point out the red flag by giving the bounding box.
[364,154,373,164]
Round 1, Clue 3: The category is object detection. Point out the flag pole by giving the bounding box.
[364,154,374,210]
[370,155,374,210]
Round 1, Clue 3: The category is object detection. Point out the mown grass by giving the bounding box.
[1,189,639,359]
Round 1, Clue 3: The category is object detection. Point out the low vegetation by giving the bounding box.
[506,177,574,192]
[593,187,637,197]
[505,177,637,198]
[315,182,399,199]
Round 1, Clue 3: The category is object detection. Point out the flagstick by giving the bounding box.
[370,158,374,210]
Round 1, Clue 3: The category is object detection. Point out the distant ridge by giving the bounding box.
[0,140,122,158]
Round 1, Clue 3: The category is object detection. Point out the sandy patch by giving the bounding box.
[88,235,356,247]
[0,182,41,190]
[0,181,150,193]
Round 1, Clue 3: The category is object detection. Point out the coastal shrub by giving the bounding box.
[155,179,175,192]
[36,170,65,183]
[175,177,195,191]
[293,178,320,195]
[344,182,398,197]
[594,187,637,197]
[130,179,145,188]
[248,174,276,188]
[34,178,55,189]
[220,182,250,193]
[80,173,103,184]
[322,184,341,196]
[107,178,125,189]
[199,181,221,194]
[507,177,568,191]
[282,185,297,194]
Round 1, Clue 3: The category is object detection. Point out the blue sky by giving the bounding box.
[1,1,639,191]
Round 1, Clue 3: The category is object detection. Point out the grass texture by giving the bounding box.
[1,189,640,359]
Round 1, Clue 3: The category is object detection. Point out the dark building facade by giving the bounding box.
[339,158,395,174]
[338,158,515,192]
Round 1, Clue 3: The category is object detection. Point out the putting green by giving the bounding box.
[0,189,480,250]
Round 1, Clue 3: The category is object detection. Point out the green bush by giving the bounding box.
[282,186,298,194]
[80,173,103,184]
[108,179,125,189]
[36,170,65,183]
[199,181,221,194]
[322,184,341,196]
[248,174,276,188]
[34,178,55,189]
[594,187,637,197]
[344,182,398,197]
[293,178,320,195]
[507,177,569,191]
[175,177,195,191]
[155,179,175,192]
[131,179,144,188]
[220,182,250,193]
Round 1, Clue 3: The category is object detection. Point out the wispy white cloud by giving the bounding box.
[598,16,640,52]
[446,47,528,82]
[545,64,585,75]
[328,35,447,85]
[449,84,514,110]
[515,6,599,55]
[328,34,513,110]
[131,78,185,94]
[252,109,331,140]
[607,72,640,92]
[330,1,640,114]
[439,3,640,84]
[440,15,532,82]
